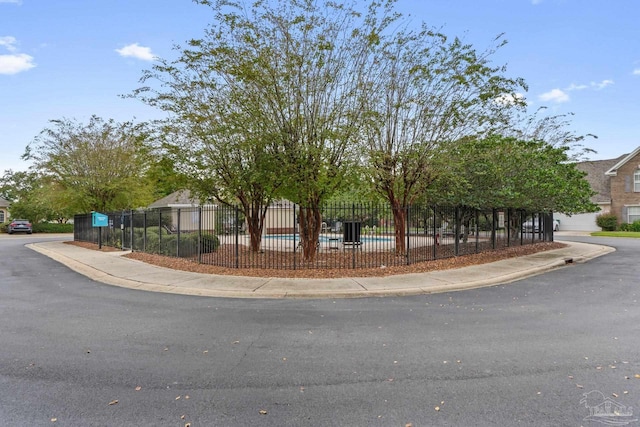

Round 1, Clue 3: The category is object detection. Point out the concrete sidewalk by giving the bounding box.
[27,239,614,299]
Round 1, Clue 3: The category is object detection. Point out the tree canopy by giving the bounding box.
[23,116,155,213]
[431,135,598,214]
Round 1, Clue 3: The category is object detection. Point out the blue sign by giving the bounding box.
[92,212,109,227]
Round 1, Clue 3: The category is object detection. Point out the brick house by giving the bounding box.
[604,146,640,225]
[554,149,640,231]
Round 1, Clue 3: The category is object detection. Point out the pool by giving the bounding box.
[264,234,392,243]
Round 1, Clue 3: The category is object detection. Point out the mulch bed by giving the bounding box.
[66,240,566,279]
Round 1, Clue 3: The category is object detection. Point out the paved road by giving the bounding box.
[1,234,639,426]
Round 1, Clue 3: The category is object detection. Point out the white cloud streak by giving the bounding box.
[115,43,155,61]
[634,69,640,76]
[540,79,614,103]
[566,79,614,91]
[0,0,22,4]
[539,89,569,103]
[0,36,18,52]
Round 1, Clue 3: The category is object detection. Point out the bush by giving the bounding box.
[201,233,220,253]
[619,223,630,232]
[596,213,618,231]
[136,232,219,257]
[630,220,640,232]
[32,223,74,233]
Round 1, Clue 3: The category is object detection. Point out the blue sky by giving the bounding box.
[1,0,639,173]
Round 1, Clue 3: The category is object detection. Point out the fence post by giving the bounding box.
[506,209,511,247]
[130,209,134,252]
[235,205,240,269]
[198,206,202,264]
[520,210,524,246]
[352,203,356,270]
[475,208,479,254]
[492,209,497,250]
[143,210,147,252]
[293,205,297,270]
[120,211,124,251]
[158,210,162,253]
[454,207,460,256]
[432,206,437,260]
[176,208,181,257]
[406,206,410,265]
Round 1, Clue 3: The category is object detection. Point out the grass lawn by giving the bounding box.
[591,231,640,238]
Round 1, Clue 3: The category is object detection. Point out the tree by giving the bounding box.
[430,135,598,214]
[134,32,285,252]
[23,116,155,213]
[134,0,390,260]
[0,169,75,223]
[361,28,527,254]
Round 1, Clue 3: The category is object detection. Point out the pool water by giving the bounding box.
[264,234,392,243]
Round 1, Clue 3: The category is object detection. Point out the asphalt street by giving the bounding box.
[1,234,639,426]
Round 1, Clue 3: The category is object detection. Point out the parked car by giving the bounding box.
[522,219,559,233]
[7,219,32,234]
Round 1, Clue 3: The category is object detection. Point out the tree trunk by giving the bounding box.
[241,199,267,253]
[392,204,406,255]
[299,204,322,262]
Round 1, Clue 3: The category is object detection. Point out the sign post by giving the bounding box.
[92,212,108,249]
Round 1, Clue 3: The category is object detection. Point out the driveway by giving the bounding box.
[1,234,639,426]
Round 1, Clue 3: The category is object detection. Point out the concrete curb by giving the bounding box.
[27,240,615,299]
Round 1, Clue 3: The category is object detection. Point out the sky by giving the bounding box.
[1,0,639,173]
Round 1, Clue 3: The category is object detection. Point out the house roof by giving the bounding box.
[0,196,10,208]
[148,189,200,208]
[576,154,627,204]
[604,146,640,176]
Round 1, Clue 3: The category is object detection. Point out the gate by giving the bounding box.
[120,210,133,250]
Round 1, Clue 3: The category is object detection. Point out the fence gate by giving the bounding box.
[120,210,133,251]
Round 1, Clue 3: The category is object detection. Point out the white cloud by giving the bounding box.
[0,36,18,52]
[593,79,614,90]
[539,89,569,103]
[0,36,34,74]
[115,43,155,61]
[566,83,588,91]
[0,0,22,4]
[566,79,614,91]
[531,0,543,4]
[634,69,640,76]
[0,53,35,74]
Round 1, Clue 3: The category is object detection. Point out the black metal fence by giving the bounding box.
[74,204,554,271]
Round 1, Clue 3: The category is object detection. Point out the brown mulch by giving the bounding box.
[65,240,566,279]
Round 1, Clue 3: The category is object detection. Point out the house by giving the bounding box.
[604,146,640,225]
[265,199,297,234]
[148,191,299,235]
[0,196,9,223]
[555,148,640,230]
[148,189,216,232]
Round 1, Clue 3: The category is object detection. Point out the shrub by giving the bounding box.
[32,223,74,233]
[596,213,618,231]
[201,233,220,253]
[138,232,220,257]
[630,220,640,232]
[619,223,630,232]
